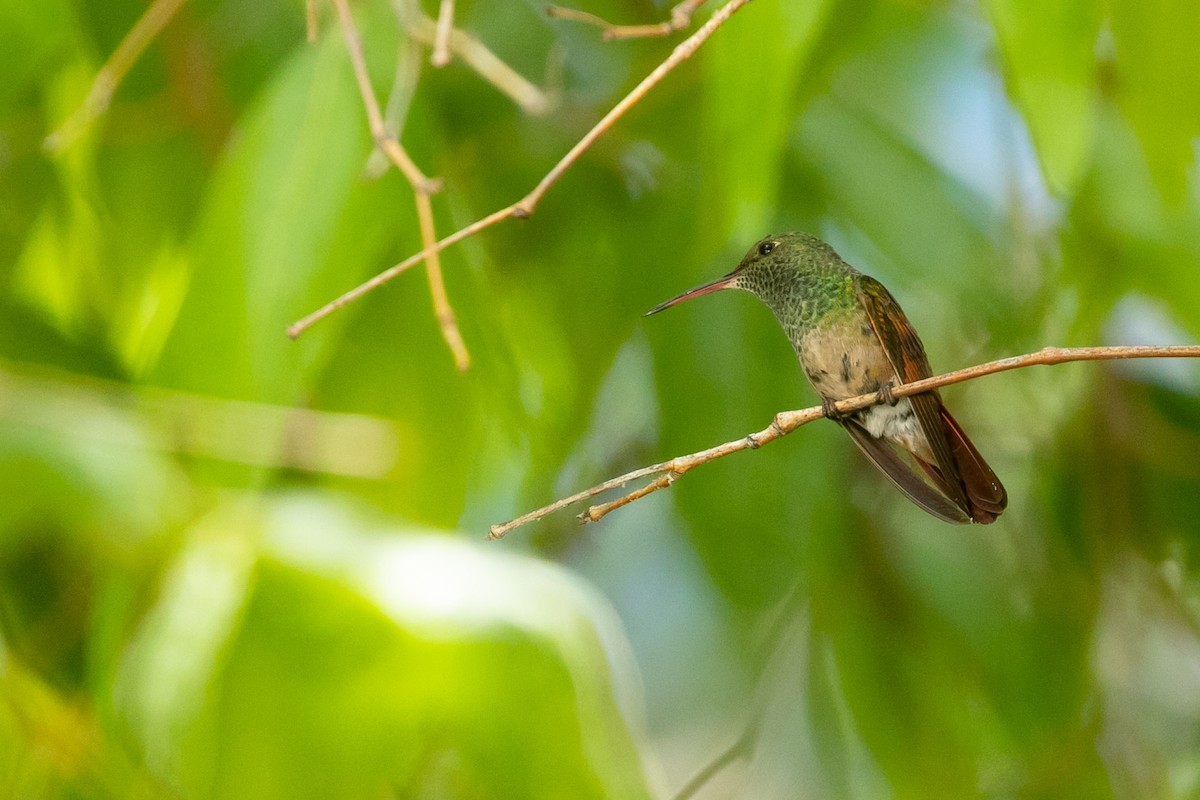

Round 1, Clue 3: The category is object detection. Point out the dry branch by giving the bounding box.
[547,0,709,40]
[402,10,553,115]
[332,0,470,370]
[488,345,1200,539]
[286,0,754,339]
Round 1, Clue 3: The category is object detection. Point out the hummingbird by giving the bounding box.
[647,231,1006,524]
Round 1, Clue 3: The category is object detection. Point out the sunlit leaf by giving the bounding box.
[984,0,1101,195]
[116,497,651,800]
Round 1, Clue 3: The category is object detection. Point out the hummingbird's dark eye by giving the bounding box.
[758,241,776,256]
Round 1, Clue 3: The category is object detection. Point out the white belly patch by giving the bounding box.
[857,398,932,463]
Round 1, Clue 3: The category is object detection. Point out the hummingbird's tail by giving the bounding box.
[936,408,1007,524]
[842,406,1007,524]
[841,419,972,524]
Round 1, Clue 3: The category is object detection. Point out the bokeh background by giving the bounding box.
[3,0,1200,797]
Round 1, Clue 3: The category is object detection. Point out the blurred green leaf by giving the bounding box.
[1108,0,1200,204]
[984,0,1101,195]
[150,28,391,402]
[700,0,836,240]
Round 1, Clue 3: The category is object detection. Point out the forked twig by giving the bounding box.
[402,10,553,115]
[547,0,708,41]
[332,0,470,370]
[286,0,754,339]
[333,0,432,188]
[488,345,1200,538]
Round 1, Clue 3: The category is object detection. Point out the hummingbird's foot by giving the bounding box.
[876,381,899,407]
[820,397,845,420]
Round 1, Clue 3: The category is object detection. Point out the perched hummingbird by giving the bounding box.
[647,231,1006,524]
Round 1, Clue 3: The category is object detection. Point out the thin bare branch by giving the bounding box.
[287,0,753,339]
[548,0,708,41]
[287,206,511,339]
[45,0,189,151]
[431,0,455,66]
[415,193,470,370]
[488,345,1200,538]
[544,6,616,30]
[585,473,678,520]
[332,0,468,368]
[516,0,746,214]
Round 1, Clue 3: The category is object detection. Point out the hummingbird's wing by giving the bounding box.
[855,276,973,516]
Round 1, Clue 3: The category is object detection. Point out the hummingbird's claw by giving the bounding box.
[876,381,899,407]
[820,397,845,420]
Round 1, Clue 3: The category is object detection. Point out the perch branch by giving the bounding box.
[45,0,189,151]
[332,0,470,370]
[488,345,1200,538]
[547,0,709,40]
[286,0,754,339]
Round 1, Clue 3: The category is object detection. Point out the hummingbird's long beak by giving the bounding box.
[644,272,738,316]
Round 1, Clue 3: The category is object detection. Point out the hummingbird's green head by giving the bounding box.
[646,231,841,316]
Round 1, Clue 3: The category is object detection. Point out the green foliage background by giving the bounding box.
[3,0,1200,797]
